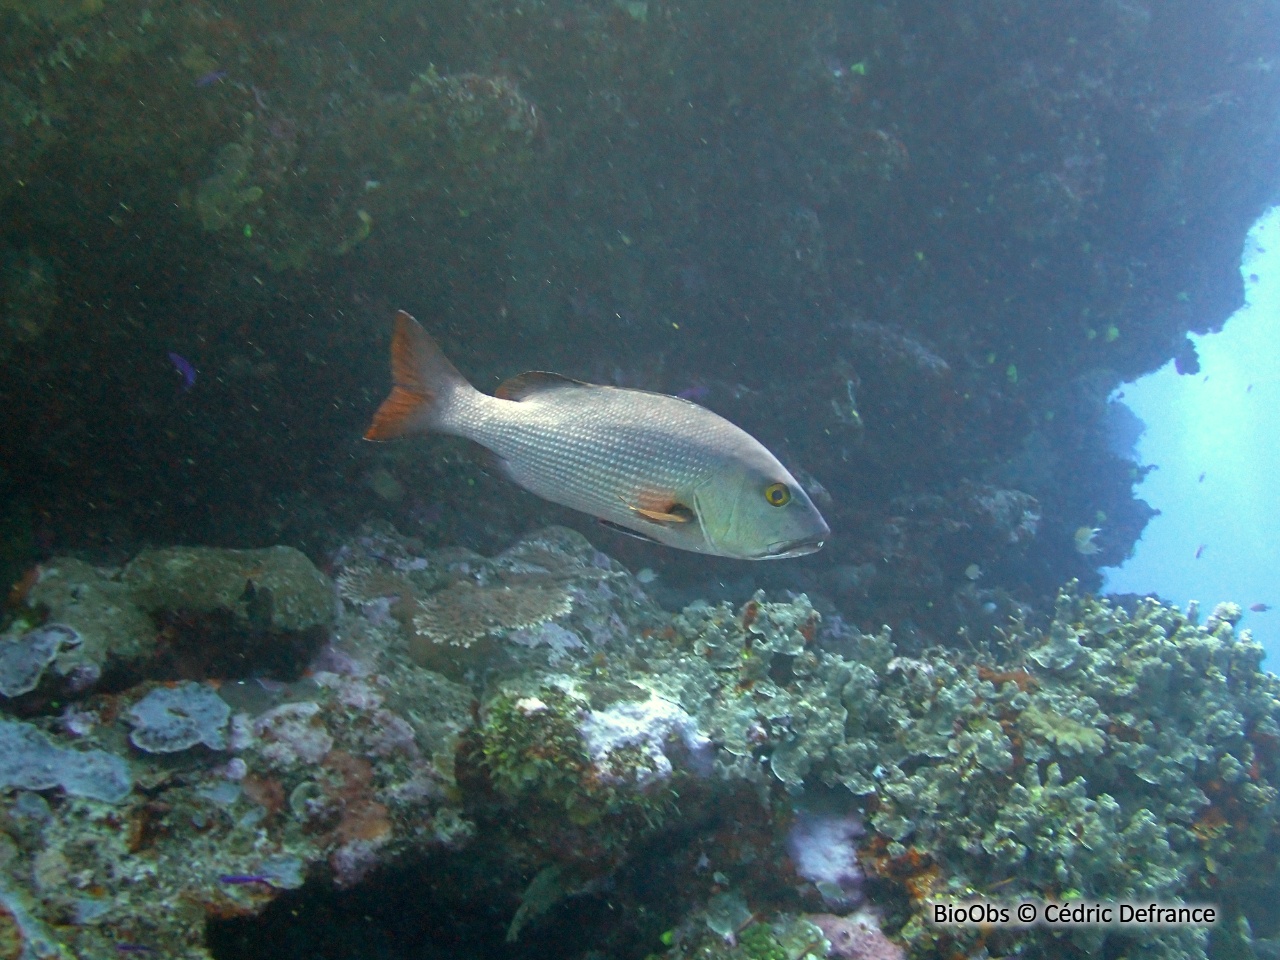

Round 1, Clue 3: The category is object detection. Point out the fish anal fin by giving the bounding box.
[598,519,661,544]
[364,386,429,441]
[496,370,592,401]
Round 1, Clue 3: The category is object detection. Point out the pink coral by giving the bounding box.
[807,910,903,960]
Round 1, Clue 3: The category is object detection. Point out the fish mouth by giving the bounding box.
[755,535,827,560]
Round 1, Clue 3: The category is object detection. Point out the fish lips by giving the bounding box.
[755,531,829,560]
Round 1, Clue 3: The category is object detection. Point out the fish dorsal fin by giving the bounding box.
[496,370,594,401]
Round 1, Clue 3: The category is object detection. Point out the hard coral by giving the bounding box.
[409,580,573,673]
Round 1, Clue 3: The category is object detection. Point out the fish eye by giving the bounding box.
[763,482,791,507]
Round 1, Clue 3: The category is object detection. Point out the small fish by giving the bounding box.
[1073,526,1102,556]
[219,874,274,886]
[364,312,829,559]
[168,352,196,391]
[1250,603,1271,613]
[195,69,227,87]
[1195,543,1206,559]
[1198,472,1206,483]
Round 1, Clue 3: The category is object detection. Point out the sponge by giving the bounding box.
[127,682,231,753]
[0,718,132,802]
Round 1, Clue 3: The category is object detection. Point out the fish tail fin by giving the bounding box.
[364,311,474,441]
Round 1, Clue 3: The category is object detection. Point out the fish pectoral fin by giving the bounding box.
[621,496,695,525]
[598,519,662,544]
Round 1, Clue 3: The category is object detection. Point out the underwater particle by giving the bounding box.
[128,682,231,753]
[0,623,79,697]
[1104,324,1120,342]
[964,563,982,581]
[1073,526,1102,555]
[0,717,132,802]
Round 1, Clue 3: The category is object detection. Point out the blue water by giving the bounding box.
[1105,206,1280,660]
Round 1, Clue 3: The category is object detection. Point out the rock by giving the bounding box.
[123,546,333,635]
[23,559,155,695]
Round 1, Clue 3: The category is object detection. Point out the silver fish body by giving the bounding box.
[365,311,829,559]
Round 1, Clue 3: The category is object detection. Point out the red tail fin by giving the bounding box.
[364,311,467,441]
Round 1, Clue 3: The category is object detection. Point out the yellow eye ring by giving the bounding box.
[764,482,791,507]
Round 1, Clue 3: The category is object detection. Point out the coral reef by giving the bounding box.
[1,526,1278,959]
[1,545,333,706]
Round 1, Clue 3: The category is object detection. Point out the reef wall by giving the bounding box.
[1,0,1278,671]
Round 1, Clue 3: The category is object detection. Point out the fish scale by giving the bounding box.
[462,388,720,526]
[364,311,829,559]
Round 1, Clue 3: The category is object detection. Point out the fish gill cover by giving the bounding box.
[0,0,1279,958]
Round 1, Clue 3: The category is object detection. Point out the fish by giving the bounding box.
[1073,526,1101,555]
[1250,603,1271,613]
[168,352,196,391]
[364,311,829,559]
